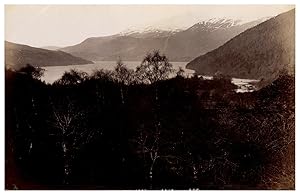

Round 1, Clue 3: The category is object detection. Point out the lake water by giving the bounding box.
[42,61,194,84]
[41,61,258,93]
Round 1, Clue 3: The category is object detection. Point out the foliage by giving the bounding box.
[114,59,135,85]
[18,64,45,79]
[54,69,88,85]
[176,67,185,78]
[5,61,294,190]
[135,50,174,84]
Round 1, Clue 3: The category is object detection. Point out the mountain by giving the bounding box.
[119,27,181,38]
[186,9,295,80]
[60,17,268,62]
[42,46,61,50]
[5,41,93,70]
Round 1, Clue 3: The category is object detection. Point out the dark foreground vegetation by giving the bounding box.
[5,51,294,190]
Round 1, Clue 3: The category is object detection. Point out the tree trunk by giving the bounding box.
[120,86,124,105]
[155,87,158,102]
[62,140,70,185]
[192,163,198,181]
[63,161,70,185]
[149,160,155,190]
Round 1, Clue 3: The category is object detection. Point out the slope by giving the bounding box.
[186,9,295,80]
[5,41,93,70]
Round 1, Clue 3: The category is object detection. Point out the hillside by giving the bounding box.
[61,18,267,62]
[186,9,295,80]
[5,41,93,70]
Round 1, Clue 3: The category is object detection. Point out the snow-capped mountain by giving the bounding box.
[187,17,271,32]
[121,26,182,35]
[119,17,245,38]
[121,17,271,36]
[187,9,294,80]
[61,17,269,61]
[119,26,183,38]
[188,18,246,32]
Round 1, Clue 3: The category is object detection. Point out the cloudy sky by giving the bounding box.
[5,5,294,48]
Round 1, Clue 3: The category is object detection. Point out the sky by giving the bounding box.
[5,5,294,48]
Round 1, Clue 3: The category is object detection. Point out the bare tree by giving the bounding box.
[133,125,186,189]
[49,98,100,184]
[132,51,177,189]
[136,50,174,102]
[134,128,162,189]
[114,59,135,104]
[136,50,174,84]
[114,59,135,85]
[91,69,114,106]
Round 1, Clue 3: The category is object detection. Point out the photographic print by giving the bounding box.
[5,4,295,190]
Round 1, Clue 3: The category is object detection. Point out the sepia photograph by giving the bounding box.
[4,3,295,190]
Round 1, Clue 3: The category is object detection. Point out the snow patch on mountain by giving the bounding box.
[119,16,272,37]
[189,18,246,32]
[119,26,183,37]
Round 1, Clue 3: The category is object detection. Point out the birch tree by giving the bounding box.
[50,98,100,184]
[136,50,173,99]
[114,59,135,104]
[136,50,174,85]
[133,125,185,189]
[54,69,88,85]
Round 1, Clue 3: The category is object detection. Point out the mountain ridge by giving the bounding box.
[186,9,295,80]
[60,17,268,62]
[5,41,93,70]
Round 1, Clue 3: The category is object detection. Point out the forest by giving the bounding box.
[5,51,294,190]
